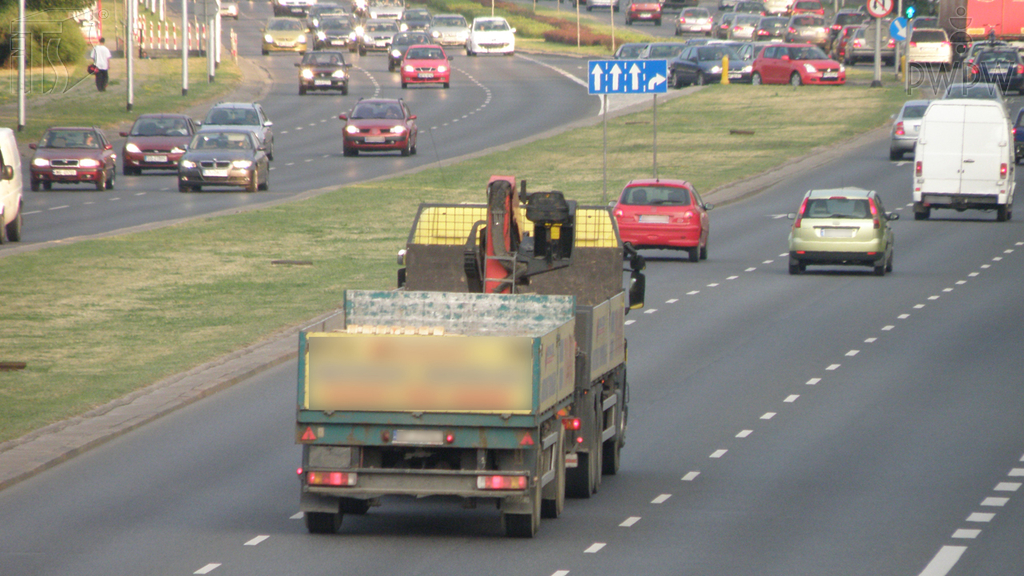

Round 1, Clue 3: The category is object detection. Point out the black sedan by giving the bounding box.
[314,16,357,51]
[177,129,270,193]
[969,48,1024,96]
[296,50,351,95]
[388,31,431,71]
[668,44,747,86]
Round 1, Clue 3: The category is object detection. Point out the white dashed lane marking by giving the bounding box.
[736,430,752,438]
[651,494,672,504]
[966,513,994,522]
[982,497,1008,506]
[952,529,980,539]
[806,378,820,385]
[918,546,966,576]
[584,543,606,553]
[194,564,221,575]
[245,535,269,546]
[619,517,641,527]
[761,412,775,420]
[682,471,700,481]
[710,449,727,459]
[784,395,799,403]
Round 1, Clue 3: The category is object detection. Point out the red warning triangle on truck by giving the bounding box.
[519,432,534,446]
[300,427,317,442]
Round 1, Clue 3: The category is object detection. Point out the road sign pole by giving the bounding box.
[652,94,657,180]
[602,94,608,204]
[871,16,882,87]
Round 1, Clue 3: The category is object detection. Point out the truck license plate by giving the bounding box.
[52,169,77,176]
[392,429,444,445]
[144,155,167,163]
[203,169,229,177]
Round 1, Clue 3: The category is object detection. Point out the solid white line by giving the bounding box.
[245,535,269,546]
[826,364,840,371]
[682,471,700,481]
[1008,468,1024,477]
[916,546,966,576]
[736,430,752,438]
[952,529,980,539]
[584,543,606,553]
[761,412,776,419]
[966,513,994,522]
[619,516,641,527]
[806,378,821,385]
[290,512,304,519]
[981,497,1008,507]
[194,564,221,575]
[651,494,671,504]
[784,395,799,403]
[710,449,727,458]
[995,482,1021,492]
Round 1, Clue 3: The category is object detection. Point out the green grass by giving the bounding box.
[0,79,916,444]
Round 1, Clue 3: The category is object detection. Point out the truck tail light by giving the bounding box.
[916,161,922,177]
[307,471,358,486]
[1000,163,1008,179]
[562,417,581,430]
[477,475,528,490]
[895,121,905,136]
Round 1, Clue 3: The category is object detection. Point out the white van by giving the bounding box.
[0,127,23,243]
[912,100,1015,221]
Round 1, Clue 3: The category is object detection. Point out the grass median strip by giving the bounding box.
[0,78,913,444]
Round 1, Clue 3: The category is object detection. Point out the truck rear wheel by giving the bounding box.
[305,511,342,534]
[503,477,541,537]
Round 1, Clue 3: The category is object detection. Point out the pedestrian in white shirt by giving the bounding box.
[89,37,111,92]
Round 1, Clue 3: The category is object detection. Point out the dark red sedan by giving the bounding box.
[612,178,713,262]
[29,127,117,191]
[339,98,418,156]
[120,113,198,175]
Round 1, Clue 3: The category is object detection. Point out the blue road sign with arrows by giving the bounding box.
[588,59,668,95]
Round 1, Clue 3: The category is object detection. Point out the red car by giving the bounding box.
[339,98,418,156]
[789,0,823,15]
[751,43,845,85]
[612,178,712,262]
[120,113,198,175]
[625,1,662,26]
[400,44,451,89]
[29,127,117,191]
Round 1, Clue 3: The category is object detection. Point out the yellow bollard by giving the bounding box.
[722,54,730,85]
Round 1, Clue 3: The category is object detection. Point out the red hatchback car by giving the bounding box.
[29,127,117,191]
[612,178,713,262]
[120,113,198,175]
[789,0,824,15]
[624,1,662,26]
[339,98,418,156]
[400,44,451,89]
[751,43,845,85]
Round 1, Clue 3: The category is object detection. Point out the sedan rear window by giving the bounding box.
[803,198,870,219]
[901,104,928,119]
[910,30,947,43]
[621,186,692,206]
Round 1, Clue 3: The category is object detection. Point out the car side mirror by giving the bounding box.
[195,121,202,127]
[264,121,273,127]
[1,165,13,180]
[339,113,348,120]
[787,213,796,220]
[104,144,113,150]
[628,269,646,311]
[120,131,129,137]
[344,63,353,67]
[409,114,416,120]
[294,62,302,67]
[704,202,714,210]
[887,213,900,221]
[28,143,37,149]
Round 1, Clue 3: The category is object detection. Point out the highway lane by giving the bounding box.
[3,87,1024,575]
[6,0,599,249]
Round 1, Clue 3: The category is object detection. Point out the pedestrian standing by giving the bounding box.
[89,37,111,92]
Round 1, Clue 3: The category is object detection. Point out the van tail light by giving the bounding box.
[794,197,808,228]
[869,198,880,229]
[909,41,917,47]
[916,161,922,177]
[895,121,905,136]
[941,41,950,47]
[1000,163,1008,179]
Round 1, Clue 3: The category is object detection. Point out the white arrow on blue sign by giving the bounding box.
[889,17,908,41]
[588,59,668,95]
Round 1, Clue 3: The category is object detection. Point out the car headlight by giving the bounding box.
[312,18,319,26]
[391,49,402,58]
[803,63,817,73]
[297,34,307,43]
[437,65,447,73]
[32,157,49,167]
[264,34,274,43]
[301,68,314,79]
[403,64,414,73]
[369,11,377,17]
[180,159,196,169]
[389,125,406,134]
[354,25,364,35]
[332,69,347,78]
[125,142,142,153]
[742,65,752,73]
[345,125,360,134]
[363,34,373,42]
[710,65,722,73]
[400,23,408,31]
[317,31,326,40]
[349,32,358,40]
[171,146,185,154]
[232,160,253,169]
[431,30,440,38]
[79,158,100,168]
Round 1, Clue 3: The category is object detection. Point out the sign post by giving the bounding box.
[866,0,893,87]
[588,59,668,202]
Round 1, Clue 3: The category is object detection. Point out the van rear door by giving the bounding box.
[959,105,1009,195]
[918,104,964,194]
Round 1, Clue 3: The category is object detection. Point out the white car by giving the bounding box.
[466,17,515,56]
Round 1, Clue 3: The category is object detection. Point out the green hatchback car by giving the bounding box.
[787,187,897,276]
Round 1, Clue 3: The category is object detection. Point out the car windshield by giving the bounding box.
[367,22,398,32]
[911,29,946,42]
[902,104,928,119]
[191,132,252,150]
[131,118,189,136]
[834,13,863,25]
[433,16,466,27]
[351,102,405,119]
[794,1,819,8]
[736,2,763,11]
[617,44,646,58]
[683,8,710,18]
[759,18,787,30]
[205,107,260,126]
[788,45,828,60]
[369,0,401,6]
[697,46,740,60]
[405,10,429,19]
[792,15,824,26]
[42,130,99,148]
[735,15,760,25]
[977,51,1018,65]
[649,44,685,58]
[406,47,444,59]
[303,53,344,65]
[394,33,429,44]
[474,20,509,32]
[322,19,351,30]
[621,186,692,206]
[803,198,871,219]
[268,19,304,31]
